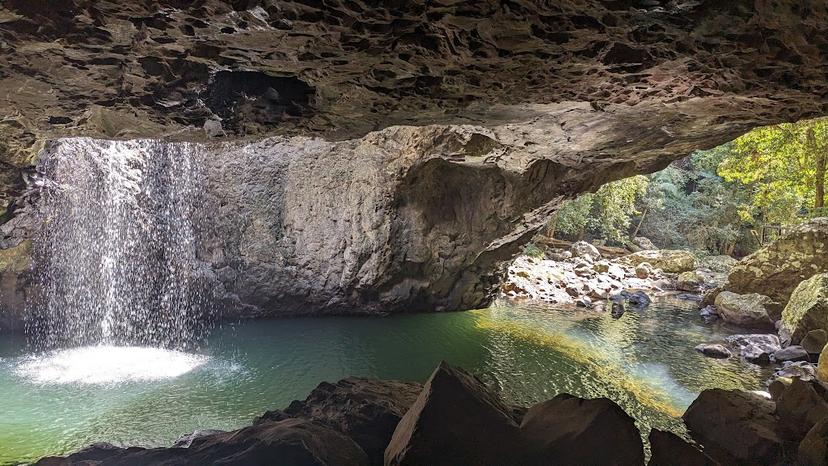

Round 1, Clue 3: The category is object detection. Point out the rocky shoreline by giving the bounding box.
[37,360,828,466]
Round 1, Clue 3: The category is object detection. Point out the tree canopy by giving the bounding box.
[720,117,828,224]
[545,117,828,256]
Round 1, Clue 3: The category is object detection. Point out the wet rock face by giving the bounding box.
[1,0,827,213]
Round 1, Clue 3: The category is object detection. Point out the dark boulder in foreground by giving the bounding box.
[257,377,422,466]
[683,389,785,465]
[36,418,369,466]
[384,362,521,466]
[520,394,644,466]
[647,429,718,466]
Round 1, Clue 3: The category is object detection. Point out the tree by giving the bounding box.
[718,117,828,224]
[550,176,648,244]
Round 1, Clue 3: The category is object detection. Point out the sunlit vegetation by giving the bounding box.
[547,117,828,256]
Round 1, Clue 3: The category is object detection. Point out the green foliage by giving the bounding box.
[719,118,828,225]
[639,150,752,254]
[548,117,828,255]
[552,176,648,245]
[522,243,545,259]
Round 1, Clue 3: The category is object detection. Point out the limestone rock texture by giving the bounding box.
[1,1,828,320]
[727,218,828,305]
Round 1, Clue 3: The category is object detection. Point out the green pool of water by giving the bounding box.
[0,299,770,464]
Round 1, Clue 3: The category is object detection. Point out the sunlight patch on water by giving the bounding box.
[14,346,209,384]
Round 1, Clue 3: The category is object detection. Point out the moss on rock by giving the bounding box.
[783,273,828,345]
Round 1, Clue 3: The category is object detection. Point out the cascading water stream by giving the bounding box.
[26,138,211,352]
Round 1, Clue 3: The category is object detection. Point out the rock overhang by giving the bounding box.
[0,0,827,319]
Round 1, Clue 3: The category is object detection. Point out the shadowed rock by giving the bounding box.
[256,378,422,466]
[35,418,369,466]
[384,362,521,466]
[683,389,786,465]
[648,429,718,466]
[519,394,645,466]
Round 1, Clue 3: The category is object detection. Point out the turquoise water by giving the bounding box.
[0,299,769,464]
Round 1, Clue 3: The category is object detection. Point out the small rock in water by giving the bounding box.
[574,296,592,308]
[620,290,651,311]
[726,334,781,365]
[610,299,625,319]
[699,305,719,323]
[695,343,731,359]
[771,345,810,363]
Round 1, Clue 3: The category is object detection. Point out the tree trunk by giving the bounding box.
[631,207,647,239]
[808,127,825,211]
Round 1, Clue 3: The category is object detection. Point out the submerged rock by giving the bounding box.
[699,305,720,323]
[780,273,828,345]
[695,343,731,359]
[519,394,644,466]
[683,389,785,465]
[714,291,775,328]
[384,362,521,466]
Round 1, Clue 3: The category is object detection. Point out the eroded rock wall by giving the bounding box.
[0,1,827,326]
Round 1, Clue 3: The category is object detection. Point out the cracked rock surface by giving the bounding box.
[0,1,826,322]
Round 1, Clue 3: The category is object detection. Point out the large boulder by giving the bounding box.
[36,418,369,466]
[775,378,828,440]
[781,273,828,345]
[727,218,828,304]
[384,362,521,466]
[800,417,828,466]
[683,389,785,465]
[625,250,696,273]
[256,378,422,466]
[714,291,775,328]
[519,394,644,466]
[571,241,601,260]
[648,429,717,466]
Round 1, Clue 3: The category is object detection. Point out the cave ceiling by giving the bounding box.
[0,0,826,210]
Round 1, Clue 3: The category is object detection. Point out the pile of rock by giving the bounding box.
[38,362,658,466]
[695,219,828,378]
[684,377,828,465]
[501,240,707,311]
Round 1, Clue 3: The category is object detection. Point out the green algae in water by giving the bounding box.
[0,299,770,464]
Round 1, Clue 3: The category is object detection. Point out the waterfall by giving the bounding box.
[28,138,210,350]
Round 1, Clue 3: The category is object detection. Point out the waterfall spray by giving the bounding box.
[27,138,211,350]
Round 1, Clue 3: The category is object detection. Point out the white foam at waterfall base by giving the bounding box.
[14,346,209,384]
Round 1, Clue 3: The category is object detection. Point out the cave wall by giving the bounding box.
[0,1,827,326]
